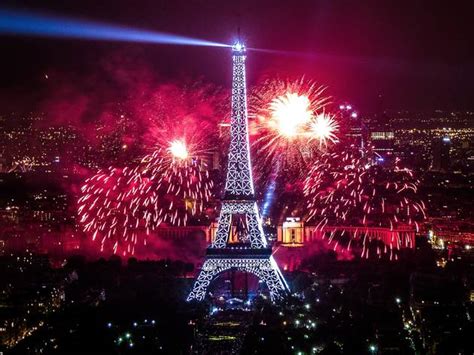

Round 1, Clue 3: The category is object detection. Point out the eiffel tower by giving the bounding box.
[187,41,289,302]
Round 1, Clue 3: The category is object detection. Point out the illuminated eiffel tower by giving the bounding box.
[187,41,289,302]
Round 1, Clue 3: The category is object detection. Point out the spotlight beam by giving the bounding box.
[0,8,229,48]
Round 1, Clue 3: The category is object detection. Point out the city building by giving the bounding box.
[431,136,451,172]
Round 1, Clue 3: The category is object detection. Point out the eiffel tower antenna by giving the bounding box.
[187,39,289,303]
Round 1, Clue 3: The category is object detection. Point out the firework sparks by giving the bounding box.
[78,139,214,255]
[153,141,214,227]
[304,148,426,259]
[78,166,151,255]
[250,78,337,182]
[76,85,221,256]
[268,92,313,138]
[307,112,339,147]
[168,139,189,160]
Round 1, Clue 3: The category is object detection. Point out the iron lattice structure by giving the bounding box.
[187,42,289,302]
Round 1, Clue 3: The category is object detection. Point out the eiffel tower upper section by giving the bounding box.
[223,42,255,201]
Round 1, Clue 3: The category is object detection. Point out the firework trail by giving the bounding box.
[249,78,338,183]
[304,147,426,259]
[142,141,214,227]
[78,165,149,255]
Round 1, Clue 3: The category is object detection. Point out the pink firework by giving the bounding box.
[135,81,227,151]
[249,78,338,182]
[137,140,214,227]
[77,80,223,256]
[304,147,426,259]
[78,140,214,256]
[77,165,157,255]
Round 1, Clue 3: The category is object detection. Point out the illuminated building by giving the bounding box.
[274,218,416,270]
[431,136,451,172]
[277,218,415,248]
[339,104,366,149]
[187,41,289,302]
[277,217,304,245]
[367,113,395,161]
[370,130,395,160]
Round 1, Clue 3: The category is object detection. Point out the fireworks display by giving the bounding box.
[152,140,214,226]
[75,75,426,260]
[308,112,339,148]
[304,147,426,258]
[75,80,226,255]
[250,78,338,181]
[78,140,214,255]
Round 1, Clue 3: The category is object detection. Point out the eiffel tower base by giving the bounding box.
[187,250,289,302]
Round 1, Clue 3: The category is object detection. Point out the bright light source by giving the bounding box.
[168,139,189,160]
[308,113,339,146]
[233,42,245,51]
[0,8,229,48]
[351,112,358,118]
[269,93,313,138]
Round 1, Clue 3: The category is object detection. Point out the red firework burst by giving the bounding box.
[249,78,338,182]
[78,165,154,255]
[304,147,426,259]
[78,140,214,256]
[77,80,224,256]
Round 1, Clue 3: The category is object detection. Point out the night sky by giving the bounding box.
[1,0,473,112]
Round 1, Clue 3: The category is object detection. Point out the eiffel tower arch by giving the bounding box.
[187,41,289,302]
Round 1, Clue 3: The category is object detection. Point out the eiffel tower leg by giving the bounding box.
[246,204,267,248]
[211,211,231,249]
[250,257,289,302]
[186,259,221,302]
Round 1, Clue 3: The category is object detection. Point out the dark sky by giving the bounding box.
[1,0,473,112]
